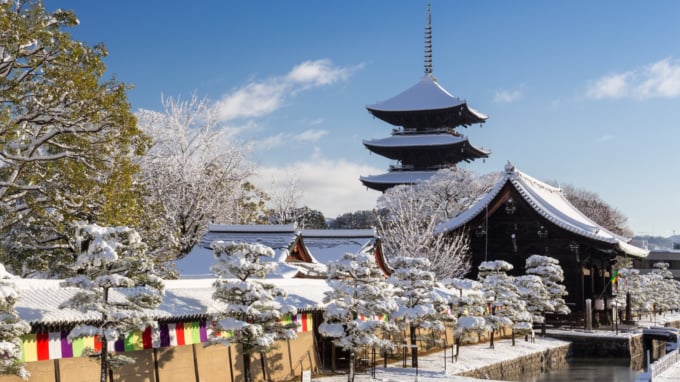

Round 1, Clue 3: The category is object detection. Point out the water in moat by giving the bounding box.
[514,358,640,382]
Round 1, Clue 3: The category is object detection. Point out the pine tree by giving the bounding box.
[613,266,644,319]
[644,262,676,315]
[443,277,486,357]
[209,241,297,382]
[0,264,30,379]
[1,0,149,276]
[520,254,570,335]
[60,223,164,382]
[525,255,570,316]
[388,256,447,368]
[478,260,530,347]
[319,252,397,382]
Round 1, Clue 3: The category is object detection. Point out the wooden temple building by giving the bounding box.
[436,162,649,313]
[360,4,489,192]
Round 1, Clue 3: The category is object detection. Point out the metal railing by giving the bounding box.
[636,348,680,381]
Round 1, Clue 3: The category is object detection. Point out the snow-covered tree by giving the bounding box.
[266,177,304,225]
[443,278,486,356]
[524,255,570,319]
[420,168,500,221]
[388,256,447,367]
[478,261,530,347]
[136,94,252,260]
[559,184,633,238]
[613,266,645,319]
[0,1,148,277]
[514,275,551,325]
[377,186,469,280]
[319,252,397,382]
[377,168,499,280]
[60,223,164,382]
[643,262,676,315]
[210,241,297,382]
[0,264,30,379]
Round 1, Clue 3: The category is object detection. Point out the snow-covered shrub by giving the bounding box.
[0,265,30,379]
[209,241,297,382]
[319,252,397,382]
[60,223,164,382]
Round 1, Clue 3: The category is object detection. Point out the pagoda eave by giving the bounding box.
[367,105,487,129]
[360,171,438,192]
[364,144,489,161]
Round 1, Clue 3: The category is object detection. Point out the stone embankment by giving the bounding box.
[454,343,570,380]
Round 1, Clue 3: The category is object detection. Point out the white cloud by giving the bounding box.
[215,59,360,122]
[586,58,680,100]
[597,134,615,143]
[493,87,524,103]
[294,129,328,142]
[287,59,354,87]
[258,133,286,150]
[586,73,630,99]
[216,81,287,121]
[252,159,382,218]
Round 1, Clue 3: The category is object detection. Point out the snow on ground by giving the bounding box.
[312,336,569,381]
[312,312,680,382]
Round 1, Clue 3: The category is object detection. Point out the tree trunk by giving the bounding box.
[243,353,252,382]
[409,324,417,368]
[100,287,109,382]
[348,351,355,382]
[100,336,108,382]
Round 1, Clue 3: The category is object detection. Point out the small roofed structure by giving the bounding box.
[174,224,390,279]
[360,4,489,192]
[436,162,648,312]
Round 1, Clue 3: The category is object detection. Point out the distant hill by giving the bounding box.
[632,235,680,251]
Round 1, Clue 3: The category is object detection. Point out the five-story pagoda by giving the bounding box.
[360,4,490,192]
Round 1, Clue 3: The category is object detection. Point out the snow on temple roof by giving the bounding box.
[175,225,380,278]
[435,163,648,258]
[360,170,438,187]
[8,278,332,325]
[300,229,377,266]
[366,75,488,118]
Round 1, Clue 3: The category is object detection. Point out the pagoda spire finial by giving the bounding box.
[424,1,433,75]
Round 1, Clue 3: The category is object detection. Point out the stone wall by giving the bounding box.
[455,344,570,380]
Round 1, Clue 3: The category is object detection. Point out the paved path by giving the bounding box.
[653,362,680,381]
[312,337,569,382]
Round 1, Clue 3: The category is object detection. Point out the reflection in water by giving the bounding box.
[514,358,640,382]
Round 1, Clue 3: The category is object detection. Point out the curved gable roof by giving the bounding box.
[436,163,648,258]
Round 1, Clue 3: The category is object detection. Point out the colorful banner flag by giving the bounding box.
[21,314,313,362]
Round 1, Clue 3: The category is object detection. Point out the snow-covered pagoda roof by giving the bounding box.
[366,75,487,129]
[175,225,383,279]
[360,170,439,192]
[435,163,649,258]
[8,278,332,326]
[363,134,490,161]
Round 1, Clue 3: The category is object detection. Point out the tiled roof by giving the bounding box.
[436,163,648,258]
[9,278,332,326]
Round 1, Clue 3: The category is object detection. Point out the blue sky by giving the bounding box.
[48,1,680,237]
